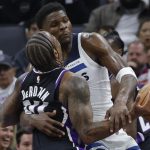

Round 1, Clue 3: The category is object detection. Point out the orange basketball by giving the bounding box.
[137,84,150,106]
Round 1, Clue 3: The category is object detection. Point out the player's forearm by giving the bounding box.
[81,111,137,144]
[20,112,33,128]
[80,120,114,144]
[114,75,137,104]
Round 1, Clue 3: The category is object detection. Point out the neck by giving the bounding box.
[62,42,72,61]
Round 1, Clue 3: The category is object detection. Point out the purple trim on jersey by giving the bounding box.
[55,69,68,89]
[64,111,85,149]
[20,72,29,85]
[126,146,141,150]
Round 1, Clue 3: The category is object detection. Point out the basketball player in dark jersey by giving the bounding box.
[0,31,140,150]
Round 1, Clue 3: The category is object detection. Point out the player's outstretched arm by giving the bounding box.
[63,74,128,144]
[81,33,137,132]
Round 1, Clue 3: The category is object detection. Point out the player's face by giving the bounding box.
[42,10,72,48]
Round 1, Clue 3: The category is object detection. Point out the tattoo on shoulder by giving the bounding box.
[68,76,90,104]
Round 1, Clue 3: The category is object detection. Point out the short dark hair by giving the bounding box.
[36,2,66,29]
[104,31,124,55]
[16,128,32,145]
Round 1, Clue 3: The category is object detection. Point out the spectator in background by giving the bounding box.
[0,123,15,150]
[84,0,146,48]
[138,19,150,52]
[13,18,39,77]
[127,40,150,150]
[0,0,41,24]
[127,40,148,88]
[16,128,32,150]
[0,50,16,104]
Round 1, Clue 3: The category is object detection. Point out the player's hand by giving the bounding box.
[30,110,65,137]
[105,102,132,133]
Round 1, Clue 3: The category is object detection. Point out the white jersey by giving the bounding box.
[65,33,112,121]
[65,33,139,150]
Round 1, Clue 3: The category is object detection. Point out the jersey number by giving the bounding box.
[139,116,150,132]
[23,100,48,114]
[81,72,89,81]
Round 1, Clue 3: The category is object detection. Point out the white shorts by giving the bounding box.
[86,129,140,150]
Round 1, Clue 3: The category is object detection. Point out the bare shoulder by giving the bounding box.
[80,32,110,56]
[60,72,90,105]
[81,32,106,43]
[61,71,89,92]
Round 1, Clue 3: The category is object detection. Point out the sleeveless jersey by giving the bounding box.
[65,33,113,121]
[65,33,140,150]
[20,68,85,150]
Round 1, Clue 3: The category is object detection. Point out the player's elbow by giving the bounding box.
[80,129,97,144]
[80,134,93,144]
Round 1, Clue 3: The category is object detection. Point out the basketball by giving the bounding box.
[137,84,150,107]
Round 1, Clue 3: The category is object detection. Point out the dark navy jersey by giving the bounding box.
[20,68,85,150]
[64,33,79,67]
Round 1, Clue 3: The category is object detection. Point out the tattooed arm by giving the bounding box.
[60,72,131,144]
[60,72,139,144]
